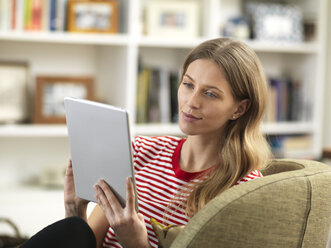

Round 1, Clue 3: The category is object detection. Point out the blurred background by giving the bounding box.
[0,0,330,241]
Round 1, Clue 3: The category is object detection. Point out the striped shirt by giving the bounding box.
[102,136,263,248]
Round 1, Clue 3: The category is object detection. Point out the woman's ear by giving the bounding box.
[231,99,250,120]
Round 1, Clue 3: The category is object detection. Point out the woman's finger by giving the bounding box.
[126,177,136,214]
[97,179,122,213]
[94,184,115,219]
[65,159,73,176]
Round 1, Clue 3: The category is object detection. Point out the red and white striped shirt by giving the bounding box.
[102,136,263,248]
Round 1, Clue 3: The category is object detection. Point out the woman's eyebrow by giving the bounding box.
[206,86,223,93]
[184,74,224,94]
[183,74,195,82]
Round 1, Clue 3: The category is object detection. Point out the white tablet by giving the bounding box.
[64,97,136,208]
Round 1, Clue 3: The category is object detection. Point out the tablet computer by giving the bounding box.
[64,97,136,208]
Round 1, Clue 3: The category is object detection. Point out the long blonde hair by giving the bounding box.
[179,38,271,217]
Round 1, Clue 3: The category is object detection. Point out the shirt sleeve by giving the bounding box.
[236,170,263,185]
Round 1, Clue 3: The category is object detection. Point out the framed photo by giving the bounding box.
[34,76,94,124]
[67,0,118,33]
[145,0,199,38]
[0,61,29,124]
[252,4,303,42]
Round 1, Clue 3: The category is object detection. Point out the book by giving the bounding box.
[136,66,180,124]
[15,0,24,31]
[266,76,304,122]
[267,134,312,159]
[136,67,151,123]
[169,72,179,123]
[31,0,42,31]
[1,0,10,31]
[42,0,50,31]
[11,0,16,30]
[24,0,32,30]
[265,80,277,122]
[49,0,57,31]
[283,135,311,151]
[148,68,161,123]
[159,68,171,123]
[55,0,67,31]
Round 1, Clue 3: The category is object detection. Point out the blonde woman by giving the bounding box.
[22,38,270,248]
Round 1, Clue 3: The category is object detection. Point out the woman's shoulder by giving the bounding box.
[236,170,263,185]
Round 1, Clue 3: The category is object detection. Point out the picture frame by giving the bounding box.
[252,3,303,42]
[145,0,199,38]
[34,76,94,124]
[67,0,118,33]
[0,61,29,124]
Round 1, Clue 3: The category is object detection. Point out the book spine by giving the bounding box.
[159,68,171,123]
[1,0,10,31]
[15,0,24,31]
[42,0,50,31]
[148,69,161,123]
[49,0,56,31]
[24,0,32,30]
[169,72,179,123]
[11,0,16,30]
[31,0,42,30]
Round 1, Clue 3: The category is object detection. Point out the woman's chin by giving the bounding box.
[179,122,199,136]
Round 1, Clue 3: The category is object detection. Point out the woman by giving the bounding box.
[23,38,271,248]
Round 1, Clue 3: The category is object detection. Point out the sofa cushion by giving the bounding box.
[170,159,331,248]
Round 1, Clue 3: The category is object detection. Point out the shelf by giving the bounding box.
[131,123,183,136]
[0,124,67,137]
[245,40,318,54]
[0,31,130,46]
[0,122,314,137]
[138,36,318,54]
[1,32,316,53]
[261,122,314,135]
[138,36,206,48]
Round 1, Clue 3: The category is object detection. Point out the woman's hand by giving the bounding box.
[94,177,151,248]
[64,159,89,220]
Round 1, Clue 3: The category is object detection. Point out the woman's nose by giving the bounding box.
[187,91,201,109]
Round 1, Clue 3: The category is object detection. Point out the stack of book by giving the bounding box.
[268,135,312,158]
[0,0,68,32]
[264,76,307,122]
[136,66,180,124]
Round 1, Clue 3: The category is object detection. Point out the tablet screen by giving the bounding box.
[64,97,136,208]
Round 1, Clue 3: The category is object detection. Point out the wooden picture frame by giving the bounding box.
[34,76,94,124]
[67,0,118,33]
[0,61,29,123]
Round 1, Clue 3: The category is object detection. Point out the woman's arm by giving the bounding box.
[87,205,109,248]
[64,160,89,220]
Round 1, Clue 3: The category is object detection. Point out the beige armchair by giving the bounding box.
[170,159,331,248]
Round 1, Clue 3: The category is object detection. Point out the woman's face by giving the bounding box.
[178,59,240,137]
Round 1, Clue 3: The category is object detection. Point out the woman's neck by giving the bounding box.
[179,135,221,173]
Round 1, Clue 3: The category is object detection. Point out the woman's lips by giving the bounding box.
[182,112,202,122]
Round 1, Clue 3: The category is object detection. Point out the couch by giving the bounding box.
[169,159,331,248]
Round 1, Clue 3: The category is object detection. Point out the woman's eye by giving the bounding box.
[183,82,193,88]
[205,91,217,98]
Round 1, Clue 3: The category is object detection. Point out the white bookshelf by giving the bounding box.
[0,0,326,154]
[0,0,328,236]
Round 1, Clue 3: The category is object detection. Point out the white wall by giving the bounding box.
[323,0,331,148]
